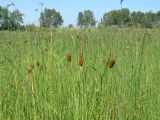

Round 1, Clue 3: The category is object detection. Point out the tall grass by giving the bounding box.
[0,28,160,120]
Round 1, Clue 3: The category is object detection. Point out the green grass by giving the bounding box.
[0,28,160,120]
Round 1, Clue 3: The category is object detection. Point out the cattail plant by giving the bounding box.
[66,54,72,62]
[108,58,115,68]
[78,54,84,66]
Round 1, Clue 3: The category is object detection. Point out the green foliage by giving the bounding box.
[77,12,84,27]
[102,10,119,26]
[0,6,9,30]
[144,11,156,28]
[9,10,24,30]
[0,29,160,119]
[68,24,73,28]
[118,9,131,25]
[101,9,160,28]
[155,11,160,26]
[0,6,2,18]
[102,9,130,27]
[77,10,96,28]
[0,5,23,30]
[1,4,160,30]
[131,11,157,28]
[20,24,36,31]
[131,11,146,27]
[40,8,63,28]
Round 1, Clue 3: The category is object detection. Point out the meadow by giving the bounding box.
[0,28,160,120]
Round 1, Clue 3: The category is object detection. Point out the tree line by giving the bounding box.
[101,9,160,28]
[0,5,160,30]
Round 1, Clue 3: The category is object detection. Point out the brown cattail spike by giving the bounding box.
[66,54,71,62]
[78,56,84,66]
[108,58,115,69]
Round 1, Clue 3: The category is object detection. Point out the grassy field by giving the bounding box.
[0,28,160,120]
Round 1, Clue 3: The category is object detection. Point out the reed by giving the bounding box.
[0,28,159,120]
[66,53,72,62]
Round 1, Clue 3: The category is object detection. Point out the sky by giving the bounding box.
[0,0,160,26]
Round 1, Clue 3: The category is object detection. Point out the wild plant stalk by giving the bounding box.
[0,28,160,119]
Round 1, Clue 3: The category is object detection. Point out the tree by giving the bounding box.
[101,8,130,27]
[77,12,84,28]
[144,11,156,28]
[0,6,23,30]
[0,6,2,18]
[40,8,63,28]
[102,10,118,26]
[0,6,9,30]
[77,10,96,28]
[156,11,160,24]
[118,9,130,26]
[0,6,3,28]
[131,11,153,28]
[68,24,73,28]
[157,11,160,18]
[10,9,23,30]
[131,11,144,27]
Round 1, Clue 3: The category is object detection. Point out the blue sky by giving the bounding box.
[0,0,160,26]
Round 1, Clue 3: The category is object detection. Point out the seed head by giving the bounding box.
[66,54,71,62]
[78,56,84,66]
[108,58,115,69]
